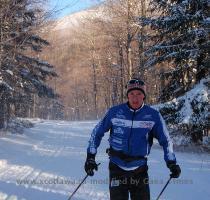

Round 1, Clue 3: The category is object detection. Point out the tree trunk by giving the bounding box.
[127,0,133,78]
[92,63,98,119]
[0,101,5,129]
[118,42,124,103]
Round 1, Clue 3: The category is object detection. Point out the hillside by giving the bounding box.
[53,6,104,31]
[40,5,106,120]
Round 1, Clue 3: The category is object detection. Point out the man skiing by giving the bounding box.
[85,78,181,200]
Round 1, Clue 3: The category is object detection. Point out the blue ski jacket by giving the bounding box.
[87,103,176,168]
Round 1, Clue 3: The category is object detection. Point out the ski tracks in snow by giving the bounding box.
[0,120,108,200]
[0,119,210,200]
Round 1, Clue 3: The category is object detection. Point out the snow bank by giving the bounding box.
[153,77,209,147]
[6,118,34,134]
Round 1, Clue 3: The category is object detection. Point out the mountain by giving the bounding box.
[52,5,104,31]
[40,5,106,120]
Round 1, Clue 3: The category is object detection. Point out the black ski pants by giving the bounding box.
[109,162,150,200]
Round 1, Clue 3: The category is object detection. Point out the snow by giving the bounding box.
[39,66,55,73]
[177,79,208,124]
[0,119,210,200]
[154,78,209,124]
[203,17,210,25]
[53,6,104,31]
[0,79,13,91]
[6,70,13,76]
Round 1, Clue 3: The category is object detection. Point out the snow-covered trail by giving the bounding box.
[0,119,209,200]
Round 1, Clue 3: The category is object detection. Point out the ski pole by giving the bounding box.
[68,163,101,200]
[156,176,172,200]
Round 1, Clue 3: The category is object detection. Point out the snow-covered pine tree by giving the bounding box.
[139,0,210,143]
[0,0,58,128]
[141,0,210,101]
[35,97,65,120]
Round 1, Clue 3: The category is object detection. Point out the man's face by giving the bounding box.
[127,90,144,110]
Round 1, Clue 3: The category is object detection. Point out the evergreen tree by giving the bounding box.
[141,0,210,101]
[0,0,59,128]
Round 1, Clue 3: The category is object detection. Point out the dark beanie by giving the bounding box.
[126,78,146,97]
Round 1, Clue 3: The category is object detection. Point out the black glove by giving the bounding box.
[167,161,181,178]
[84,153,98,176]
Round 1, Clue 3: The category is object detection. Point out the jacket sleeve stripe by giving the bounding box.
[158,113,176,162]
[88,110,111,154]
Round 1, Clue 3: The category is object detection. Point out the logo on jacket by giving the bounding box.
[114,127,124,135]
[142,114,152,119]
[116,114,126,119]
[116,109,126,119]
[132,120,155,129]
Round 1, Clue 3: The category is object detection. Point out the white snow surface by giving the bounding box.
[0,119,210,200]
[153,78,209,124]
[53,6,104,31]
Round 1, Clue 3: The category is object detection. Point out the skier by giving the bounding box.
[84,78,181,200]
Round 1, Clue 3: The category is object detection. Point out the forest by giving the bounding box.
[0,0,209,143]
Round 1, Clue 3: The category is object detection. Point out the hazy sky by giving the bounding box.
[49,0,101,18]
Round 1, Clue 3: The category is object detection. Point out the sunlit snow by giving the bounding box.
[0,119,209,200]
